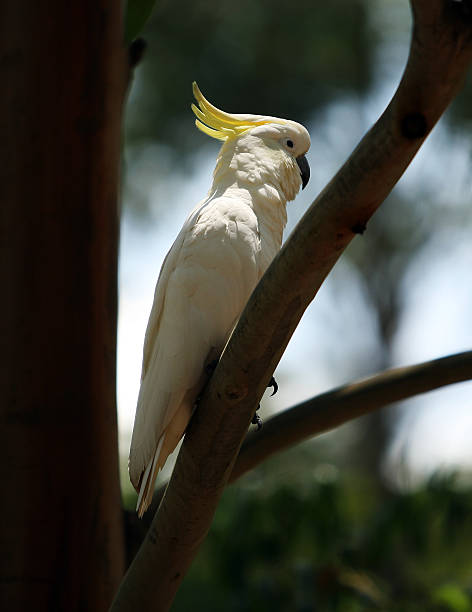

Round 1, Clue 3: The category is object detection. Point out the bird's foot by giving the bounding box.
[268,375,278,396]
[251,409,263,431]
[250,376,278,430]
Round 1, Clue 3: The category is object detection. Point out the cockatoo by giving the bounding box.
[129,83,310,516]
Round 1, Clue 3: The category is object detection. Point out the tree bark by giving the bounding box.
[0,2,128,610]
[112,1,472,610]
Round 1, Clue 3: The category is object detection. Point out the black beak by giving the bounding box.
[296,154,310,190]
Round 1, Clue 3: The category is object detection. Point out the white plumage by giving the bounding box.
[129,83,310,516]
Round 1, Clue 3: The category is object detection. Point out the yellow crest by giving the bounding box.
[191,82,285,141]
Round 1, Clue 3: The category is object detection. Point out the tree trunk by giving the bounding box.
[0,2,128,610]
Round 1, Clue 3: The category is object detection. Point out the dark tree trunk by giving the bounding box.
[0,2,128,610]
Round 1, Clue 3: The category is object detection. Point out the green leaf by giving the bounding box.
[432,584,471,612]
[124,0,157,43]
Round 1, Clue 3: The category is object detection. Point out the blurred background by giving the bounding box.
[120,1,472,609]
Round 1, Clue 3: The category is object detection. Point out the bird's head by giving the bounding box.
[192,82,310,202]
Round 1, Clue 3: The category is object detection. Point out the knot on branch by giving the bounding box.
[224,384,248,402]
[446,0,472,23]
[351,221,367,235]
[401,112,428,139]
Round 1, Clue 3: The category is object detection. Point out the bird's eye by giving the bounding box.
[286,139,294,148]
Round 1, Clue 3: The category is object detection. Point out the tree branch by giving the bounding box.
[231,351,472,481]
[137,350,472,528]
[111,2,472,610]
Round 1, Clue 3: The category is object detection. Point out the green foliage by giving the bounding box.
[124,0,157,43]
[432,584,471,612]
[172,470,472,611]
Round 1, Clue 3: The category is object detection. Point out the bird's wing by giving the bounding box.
[129,194,262,491]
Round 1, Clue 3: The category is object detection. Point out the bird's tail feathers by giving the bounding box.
[136,435,165,518]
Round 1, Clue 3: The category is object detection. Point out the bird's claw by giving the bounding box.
[268,375,278,396]
[250,376,277,430]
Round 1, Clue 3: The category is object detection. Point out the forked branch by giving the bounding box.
[140,350,472,519]
[111,2,472,610]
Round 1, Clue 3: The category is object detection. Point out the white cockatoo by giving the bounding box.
[129,83,310,516]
